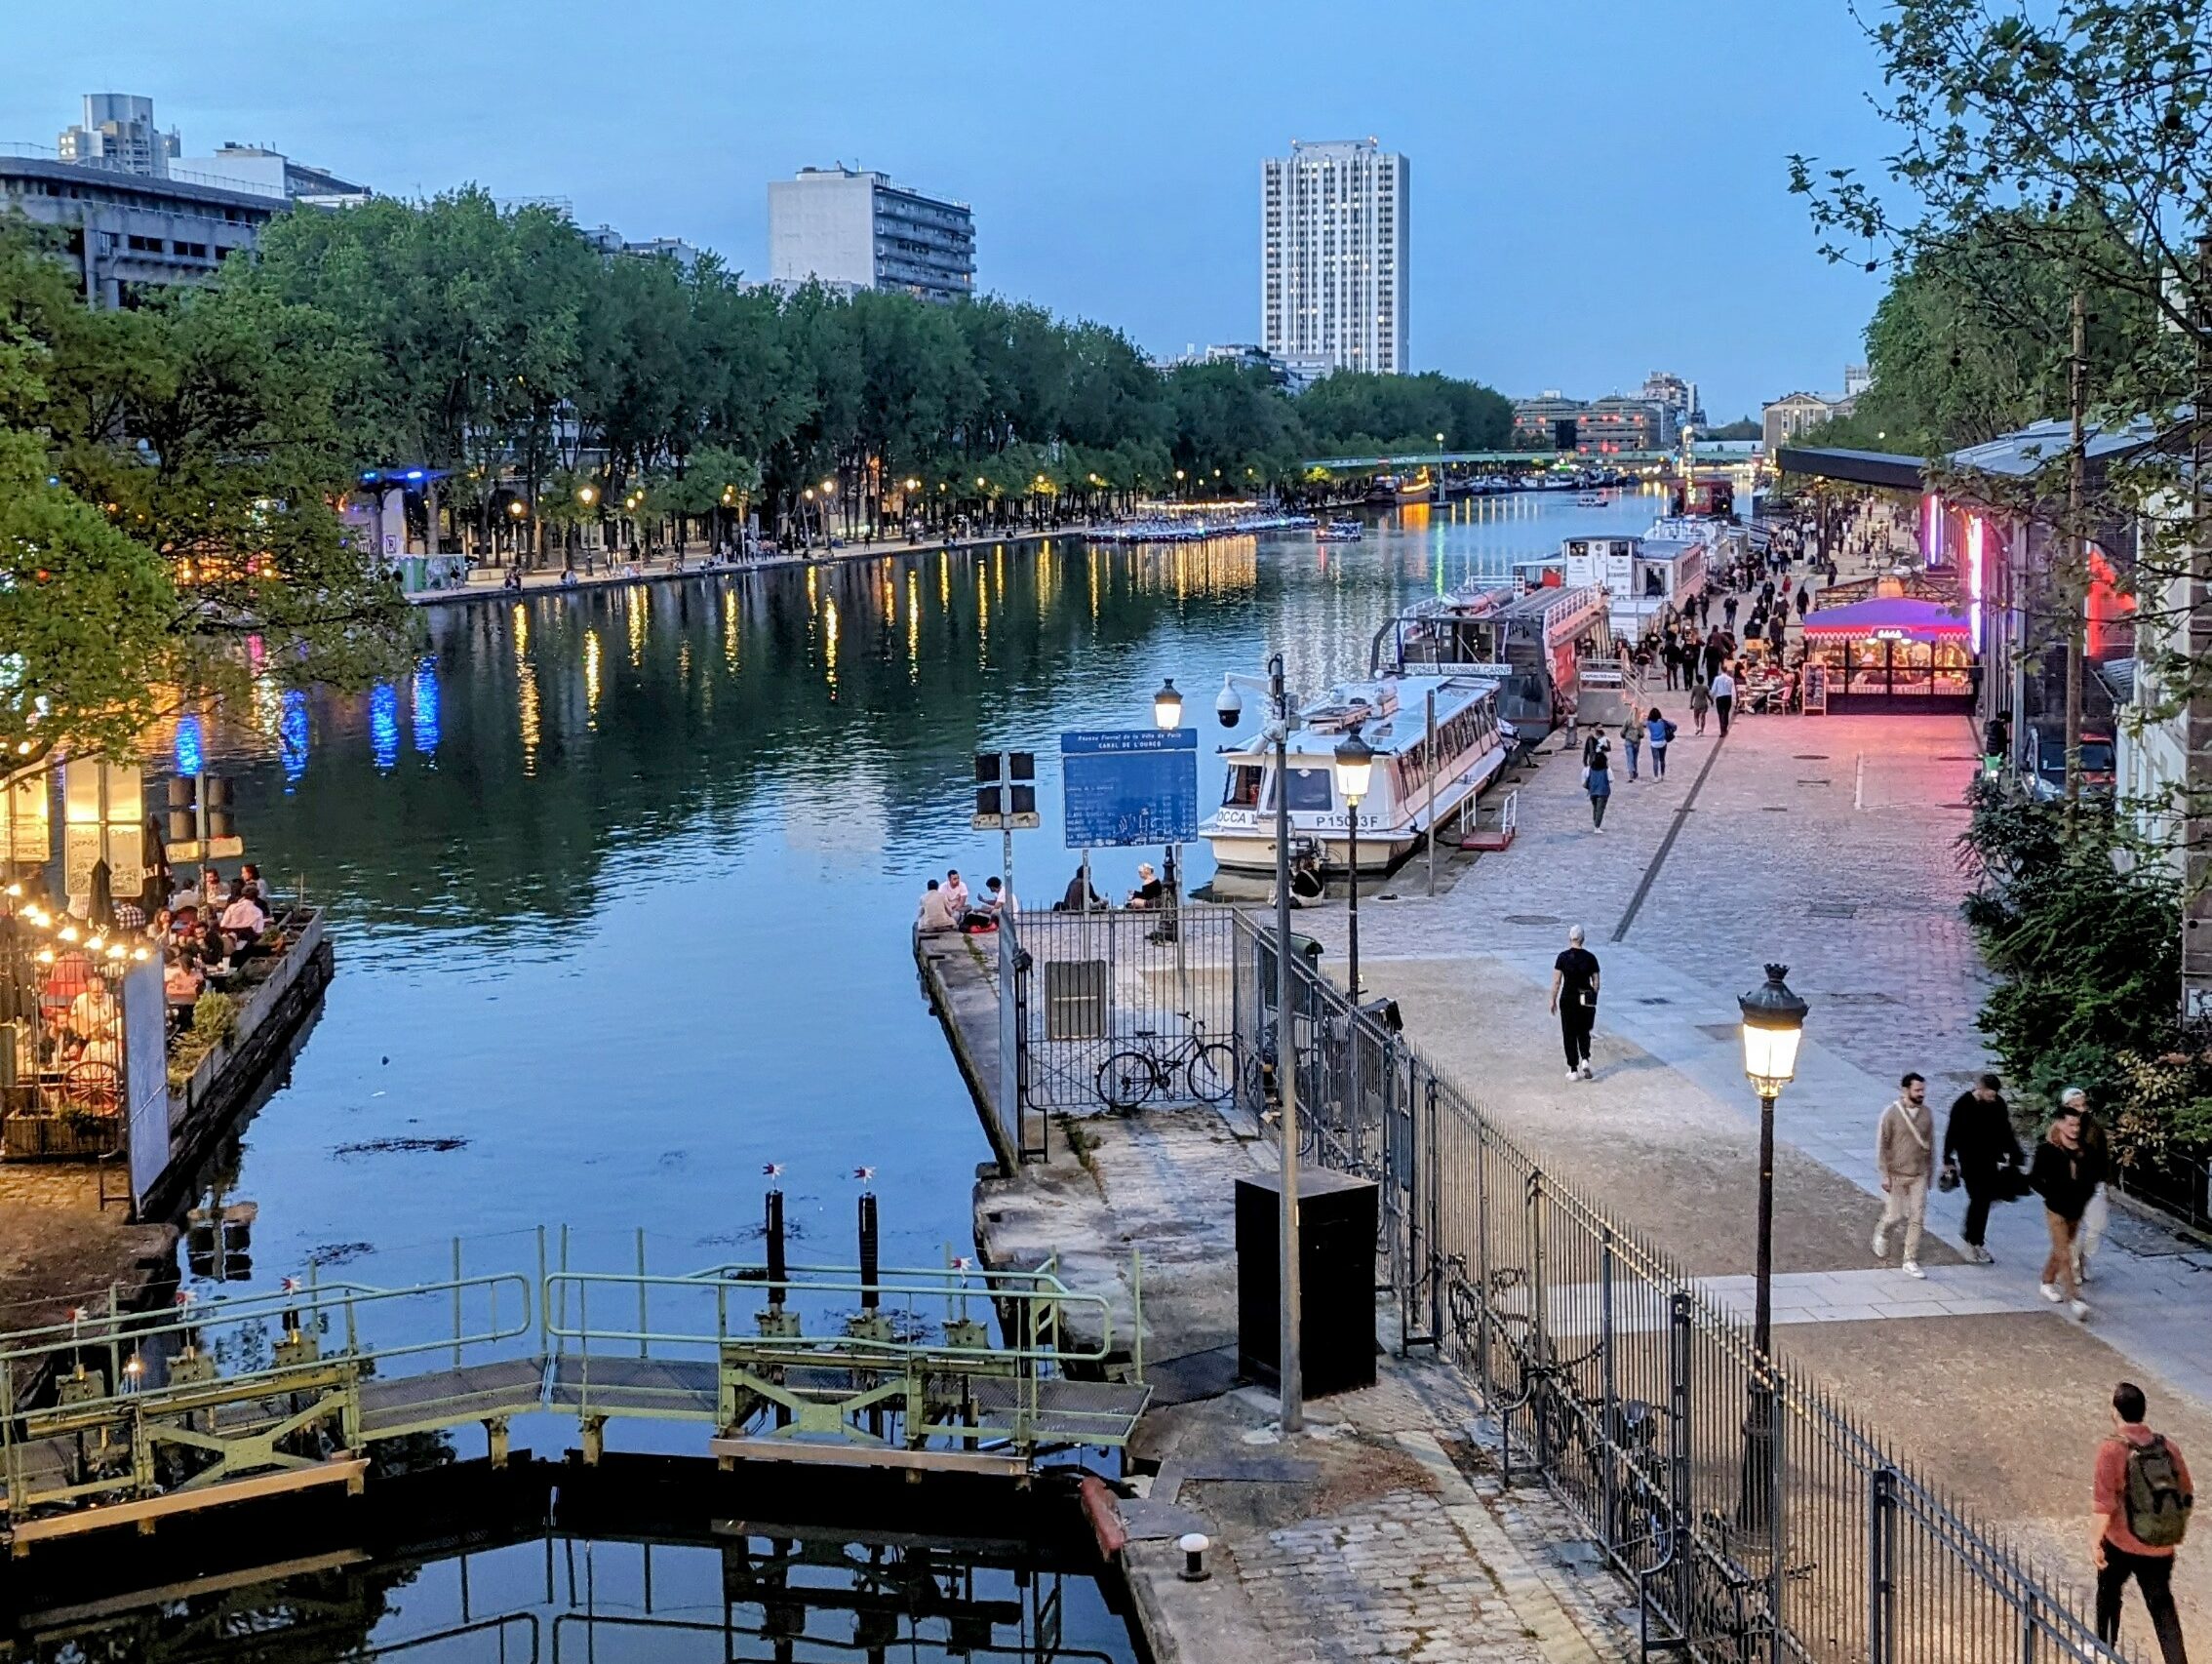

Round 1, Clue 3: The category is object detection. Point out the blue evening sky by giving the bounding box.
[7,2,1898,421]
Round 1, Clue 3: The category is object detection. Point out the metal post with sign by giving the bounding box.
[974,752,1040,1137]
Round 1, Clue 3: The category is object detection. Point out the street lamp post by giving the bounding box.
[1333,728,1373,1003]
[1153,677,1186,974]
[1736,963,1808,1530]
[1214,657,1304,1430]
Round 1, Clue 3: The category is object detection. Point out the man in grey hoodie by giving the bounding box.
[1874,1071,1936,1279]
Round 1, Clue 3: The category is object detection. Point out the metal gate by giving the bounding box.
[1013,906,1239,1119]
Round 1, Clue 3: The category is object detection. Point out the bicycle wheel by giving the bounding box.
[1185,1042,1238,1104]
[1096,1050,1159,1112]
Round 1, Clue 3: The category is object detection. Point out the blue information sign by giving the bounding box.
[1060,728,1200,848]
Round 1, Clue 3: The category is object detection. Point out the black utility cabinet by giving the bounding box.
[1234,1166,1379,1399]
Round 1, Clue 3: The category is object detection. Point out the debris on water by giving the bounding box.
[696,1218,810,1248]
[306,1242,376,1266]
[332,1136,471,1158]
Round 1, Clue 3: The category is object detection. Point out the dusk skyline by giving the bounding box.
[6,1,1898,421]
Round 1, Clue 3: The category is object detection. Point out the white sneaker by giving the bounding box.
[2075,1258,2092,1286]
[1970,1246,1995,1265]
[1902,1259,1924,1279]
[2071,1299,2090,1322]
[1870,1227,1888,1258]
[1566,1069,1580,1084]
[1579,1063,1594,1081]
[2040,1282,2064,1303]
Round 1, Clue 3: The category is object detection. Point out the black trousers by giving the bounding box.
[2097,1540,2189,1664]
[1960,1181,1995,1247]
[1560,1003,1595,1070]
[1715,696,1734,735]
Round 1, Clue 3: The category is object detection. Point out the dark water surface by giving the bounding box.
[179,490,1661,1289]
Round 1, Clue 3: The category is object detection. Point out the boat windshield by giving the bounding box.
[1268,766,1335,812]
[1222,764,1264,807]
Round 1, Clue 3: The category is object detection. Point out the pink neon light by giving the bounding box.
[1966,514,1985,647]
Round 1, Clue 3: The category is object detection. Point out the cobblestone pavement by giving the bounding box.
[1138,1353,1632,1664]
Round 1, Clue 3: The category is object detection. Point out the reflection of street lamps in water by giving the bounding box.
[1736,963,1807,1529]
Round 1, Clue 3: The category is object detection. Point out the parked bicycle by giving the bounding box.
[1095,1017,1237,1111]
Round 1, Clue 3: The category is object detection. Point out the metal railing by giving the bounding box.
[1013,904,1240,1119]
[1227,910,2133,1663]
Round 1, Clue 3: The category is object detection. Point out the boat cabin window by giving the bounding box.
[1268,766,1335,812]
[1222,765,1264,808]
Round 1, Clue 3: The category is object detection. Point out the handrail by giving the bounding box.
[544,1268,1114,1364]
[0,1273,535,1424]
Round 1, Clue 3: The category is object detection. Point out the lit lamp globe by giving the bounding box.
[1738,964,1809,1099]
[1332,727,1374,806]
[1154,678,1183,731]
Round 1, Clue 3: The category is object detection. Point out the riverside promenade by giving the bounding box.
[1289,702,2212,1640]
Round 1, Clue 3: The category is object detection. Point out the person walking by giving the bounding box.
[1873,1072,1936,1278]
[1942,1072,2026,1263]
[1711,667,1736,736]
[1722,593,1739,630]
[2072,1087,2113,1286]
[1795,584,1810,620]
[1619,712,1642,781]
[2095,1380,2193,1663]
[1584,733,1612,831]
[1688,679,1711,735]
[1644,706,1673,779]
[1548,924,1600,1083]
[2033,1097,2104,1320]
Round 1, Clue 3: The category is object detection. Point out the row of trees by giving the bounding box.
[2,191,1515,760]
[239,190,1513,552]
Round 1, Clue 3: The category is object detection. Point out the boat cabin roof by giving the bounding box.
[1225,675,1497,761]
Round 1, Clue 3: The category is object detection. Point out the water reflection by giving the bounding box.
[159,491,1662,1298]
[2,1497,1138,1663]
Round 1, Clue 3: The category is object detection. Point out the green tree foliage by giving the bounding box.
[1296,371,1514,454]
[0,218,406,764]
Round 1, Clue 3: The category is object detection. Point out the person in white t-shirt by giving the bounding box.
[1710,668,1738,737]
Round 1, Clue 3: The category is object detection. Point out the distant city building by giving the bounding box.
[1153,342,1315,393]
[0,154,280,306]
[768,166,974,304]
[1761,392,1838,453]
[1260,138,1409,376]
[1844,363,1874,399]
[177,142,370,205]
[57,94,178,178]
[1512,391,1676,453]
[580,222,705,274]
[1639,370,1703,427]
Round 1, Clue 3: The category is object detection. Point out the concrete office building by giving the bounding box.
[0,155,282,307]
[57,94,179,178]
[768,166,974,304]
[1261,138,1410,376]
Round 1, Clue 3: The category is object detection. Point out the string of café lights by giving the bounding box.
[4,884,157,972]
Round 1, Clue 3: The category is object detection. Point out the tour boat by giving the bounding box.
[1369,581,1613,732]
[1315,517,1364,543]
[1561,516,1717,640]
[1203,673,1509,876]
[1576,491,1607,507]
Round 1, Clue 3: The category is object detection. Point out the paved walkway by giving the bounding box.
[1290,695,2212,1642]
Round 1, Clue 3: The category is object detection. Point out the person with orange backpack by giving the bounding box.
[2095,1380,2193,1662]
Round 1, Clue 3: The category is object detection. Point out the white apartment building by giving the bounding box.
[1261,139,1410,376]
[768,166,974,304]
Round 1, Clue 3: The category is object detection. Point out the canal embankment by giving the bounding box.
[915,922,1635,1663]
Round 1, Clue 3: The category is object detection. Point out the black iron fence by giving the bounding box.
[1226,910,2132,1664]
[1011,904,1240,1119]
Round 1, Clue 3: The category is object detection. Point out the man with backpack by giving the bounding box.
[2095,1380,2192,1662]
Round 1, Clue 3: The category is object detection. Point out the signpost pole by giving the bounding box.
[1000,817,1017,1143]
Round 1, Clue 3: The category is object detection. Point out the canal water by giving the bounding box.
[179,489,1662,1294]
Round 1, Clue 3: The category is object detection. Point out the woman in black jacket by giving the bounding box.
[2031,1103,2106,1316]
[1942,1073,2026,1263]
